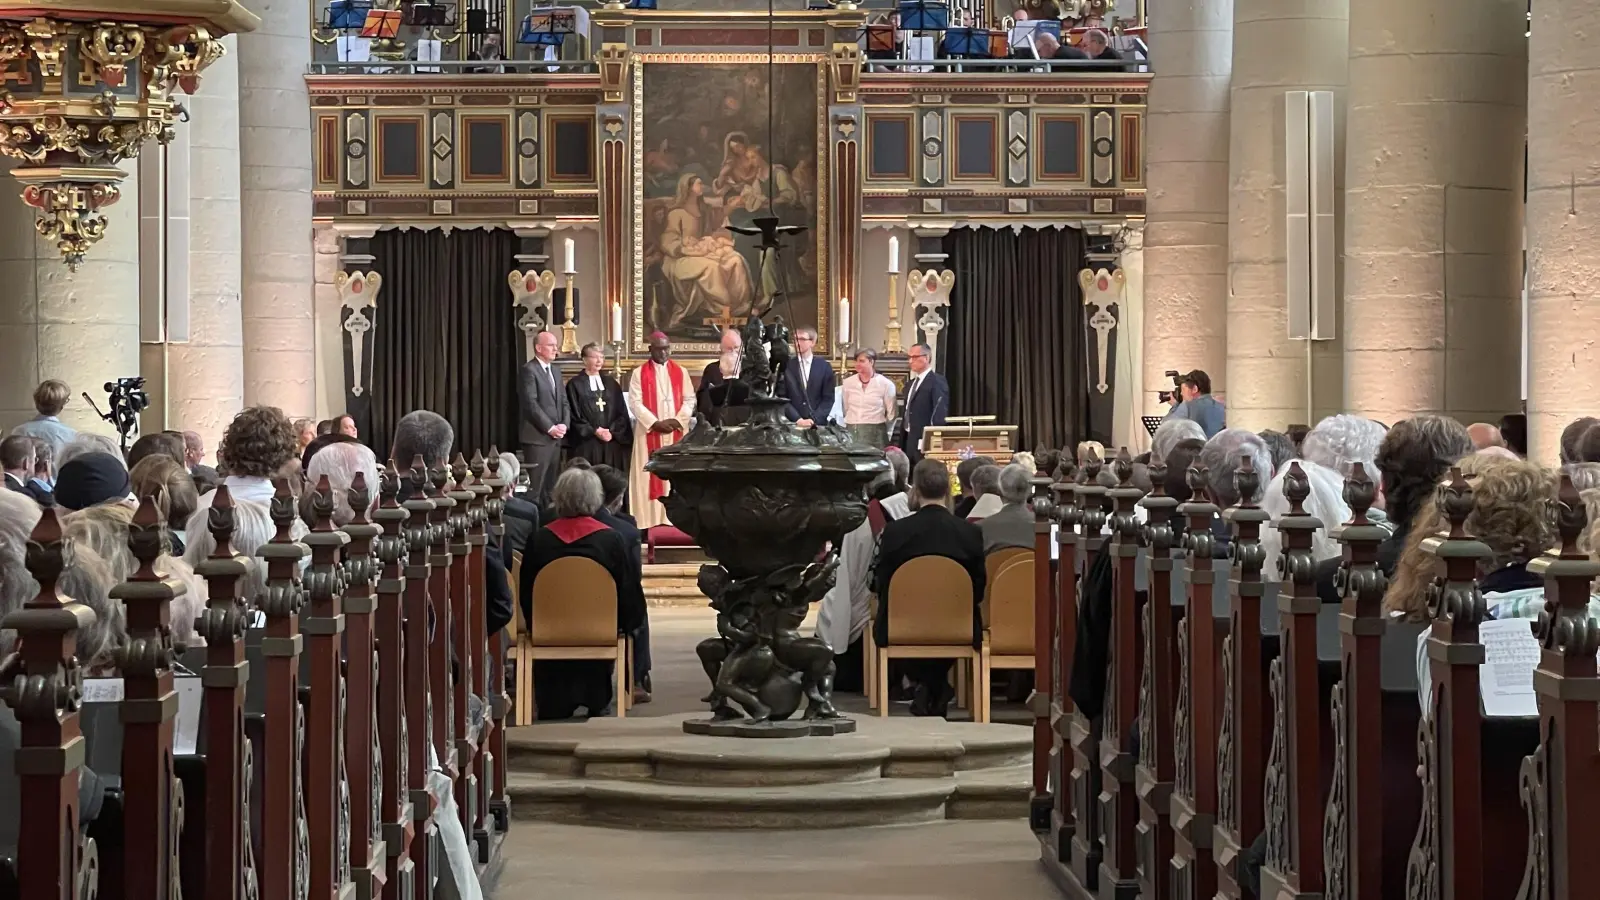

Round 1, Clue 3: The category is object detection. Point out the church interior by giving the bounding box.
[0,0,1592,897]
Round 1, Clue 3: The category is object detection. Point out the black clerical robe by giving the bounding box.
[518,516,647,719]
[697,361,751,427]
[565,371,632,470]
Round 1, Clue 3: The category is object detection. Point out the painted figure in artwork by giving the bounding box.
[660,173,754,329]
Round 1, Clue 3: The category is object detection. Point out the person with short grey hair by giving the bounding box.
[58,433,126,471]
[303,441,381,526]
[495,451,540,567]
[391,409,454,471]
[517,465,647,719]
[966,463,1005,520]
[879,446,914,520]
[1151,418,1205,464]
[1301,413,1386,484]
[980,463,1038,552]
[1199,428,1271,509]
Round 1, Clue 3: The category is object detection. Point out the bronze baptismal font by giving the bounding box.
[646,287,886,737]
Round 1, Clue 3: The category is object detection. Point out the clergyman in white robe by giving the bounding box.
[625,358,696,530]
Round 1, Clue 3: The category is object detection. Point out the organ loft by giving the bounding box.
[0,0,1594,898]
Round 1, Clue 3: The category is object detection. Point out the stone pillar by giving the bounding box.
[1142,0,1232,415]
[1225,0,1349,431]
[0,168,140,439]
[1528,0,1600,462]
[168,35,244,458]
[238,0,316,416]
[1344,0,1525,426]
[1113,228,1148,454]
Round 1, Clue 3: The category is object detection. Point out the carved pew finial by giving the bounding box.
[348,470,373,528]
[1342,462,1375,526]
[1282,460,1309,517]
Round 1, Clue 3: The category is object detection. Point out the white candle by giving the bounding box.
[610,302,623,343]
[563,237,576,275]
[887,236,900,274]
[838,297,851,345]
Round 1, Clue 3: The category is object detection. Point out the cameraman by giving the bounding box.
[1163,369,1226,438]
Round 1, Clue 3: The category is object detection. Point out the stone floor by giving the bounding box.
[491,608,1053,896]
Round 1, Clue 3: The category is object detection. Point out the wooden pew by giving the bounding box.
[1134,458,1179,899]
[1029,476,1057,832]
[373,463,416,899]
[304,476,356,899]
[340,472,386,897]
[1170,464,1221,900]
[1067,455,1107,891]
[445,457,478,851]
[1046,462,1080,868]
[260,479,310,900]
[1099,449,1144,898]
[465,453,494,860]
[403,458,440,894]
[483,451,512,834]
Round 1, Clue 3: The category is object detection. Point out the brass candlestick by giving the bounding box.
[611,339,624,379]
[560,272,578,354]
[885,270,903,353]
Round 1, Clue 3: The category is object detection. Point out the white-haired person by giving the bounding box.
[1257,458,1353,579]
[496,451,541,568]
[1151,418,1205,467]
[0,489,122,667]
[1300,414,1387,491]
[301,440,380,527]
[980,463,1037,553]
[516,467,647,718]
[57,433,126,470]
[62,502,205,650]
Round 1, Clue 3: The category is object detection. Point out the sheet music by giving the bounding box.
[1009,22,1043,57]
[337,35,372,63]
[416,38,442,73]
[906,35,935,73]
[1478,618,1539,718]
[174,677,203,755]
[82,678,123,704]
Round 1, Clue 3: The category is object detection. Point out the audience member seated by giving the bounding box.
[1077,440,1106,465]
[952,455,997,518]
[817,468,906,692]
[300,440,379,526]
[517,467,647,719]
[126,431,186,470]
[198,406,302,509]
[1070,437,1203,719]
[1151,417,1205,466]
[1567,461,1600,492]
[182,430,218,485]
[1560,416,1599,464]
[129,455,199,555]
[1300,413,1386,483]
[1163,369,1226,437]
[1256,429,1296,477]
[300,431,360,472]
[26,437,55,506]
[871,459,986,718]
[1467,422,1504,451]
[54,452,132,512]
[1384,454,1567,711]
[879,446,913,518]
[592,463,651,704]
[8,379,76,456]
[965,464,1005,521]
[1081,27,1125,69]
[1574,421,1600,466]
[317,419,336,437]
[335,414,359,439]
[57,433,124,470]
[1258,455,1350,577]
[1009,450,1037,474]
[1500,412,1528,456]
[1032,32,1087,60]
[1313,415,1473,605]
[184,494,279,603]
[391,410,513,636]
[1,436,47,505]
[292,417,317,455]
[980,463,1037,552]
[496,451,540,567]
[62,501,204,651]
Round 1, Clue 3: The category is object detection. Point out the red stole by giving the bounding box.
[640,359,686,500]
[547,516,610,544]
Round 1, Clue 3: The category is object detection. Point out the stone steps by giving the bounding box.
[502,713,1033,829]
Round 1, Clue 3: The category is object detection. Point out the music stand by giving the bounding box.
[986,29,1009,57]
[629,0,659,8]
[406,1,453,27]
[360,8,403,39]
[941,26,985,58]
[327,0,373,30]
[1142,416,1164,437]
[896,0,949,31]
[519,9,575,46]
[863,23,897,52]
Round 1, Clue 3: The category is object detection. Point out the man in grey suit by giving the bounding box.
[518,330,570,504]
[979,463,1037,553]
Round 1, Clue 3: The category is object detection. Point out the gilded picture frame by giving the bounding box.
[631,53,831,355]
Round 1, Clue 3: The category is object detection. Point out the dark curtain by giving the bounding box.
[369,228,521,462]
[941,227,1088,452]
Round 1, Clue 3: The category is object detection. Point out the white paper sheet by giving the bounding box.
[337,35,372,62]
[174,677,203,755]
[1478,618,1539,718]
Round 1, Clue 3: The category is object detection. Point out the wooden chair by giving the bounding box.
[526,555,633,718]
[507,551,535,725]
[867,555,987,722]
[981,554,1035,724]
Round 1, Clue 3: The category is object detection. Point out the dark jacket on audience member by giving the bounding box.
[501,495,540,569]
[980,501,1035,553]
[871,504,987,648]
[397,476,515,635]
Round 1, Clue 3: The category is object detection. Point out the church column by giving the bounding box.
[167,35,244,455]
[1528,0,1600,461]
[0,167,141,438]
[1344,0,1525,425]
[238,0,316,416]
[1112,227,1147,453]
[1225,0,1349,431]
[1141,0,1232,417]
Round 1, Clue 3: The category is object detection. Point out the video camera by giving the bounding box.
[83,376,150,455]
[1156,369,1183,405]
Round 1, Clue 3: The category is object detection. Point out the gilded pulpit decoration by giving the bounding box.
[1079,267,1124,395]
[0,6,256,268]
[509,269,557,361]
[907,268,955,367]
[337,271,382,398]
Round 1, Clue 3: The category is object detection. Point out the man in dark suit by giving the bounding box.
[517,330,571,504]
[1,436,37,499]
[779,327,835,427]
[871,458,986,717]
[495,451,540,569]
[897,342,949,467]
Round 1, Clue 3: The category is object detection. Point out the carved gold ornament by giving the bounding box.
[0,6,258,269]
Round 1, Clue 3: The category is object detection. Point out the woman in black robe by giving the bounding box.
[565,342,632,471]
[518,467,648,719]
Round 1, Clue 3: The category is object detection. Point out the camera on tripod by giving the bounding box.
[83,376,150,455]
[1156,369,1183,405]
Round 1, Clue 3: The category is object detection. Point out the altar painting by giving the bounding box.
[635,58,825,352]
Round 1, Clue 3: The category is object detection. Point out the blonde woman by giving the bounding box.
[64,503,206,652]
